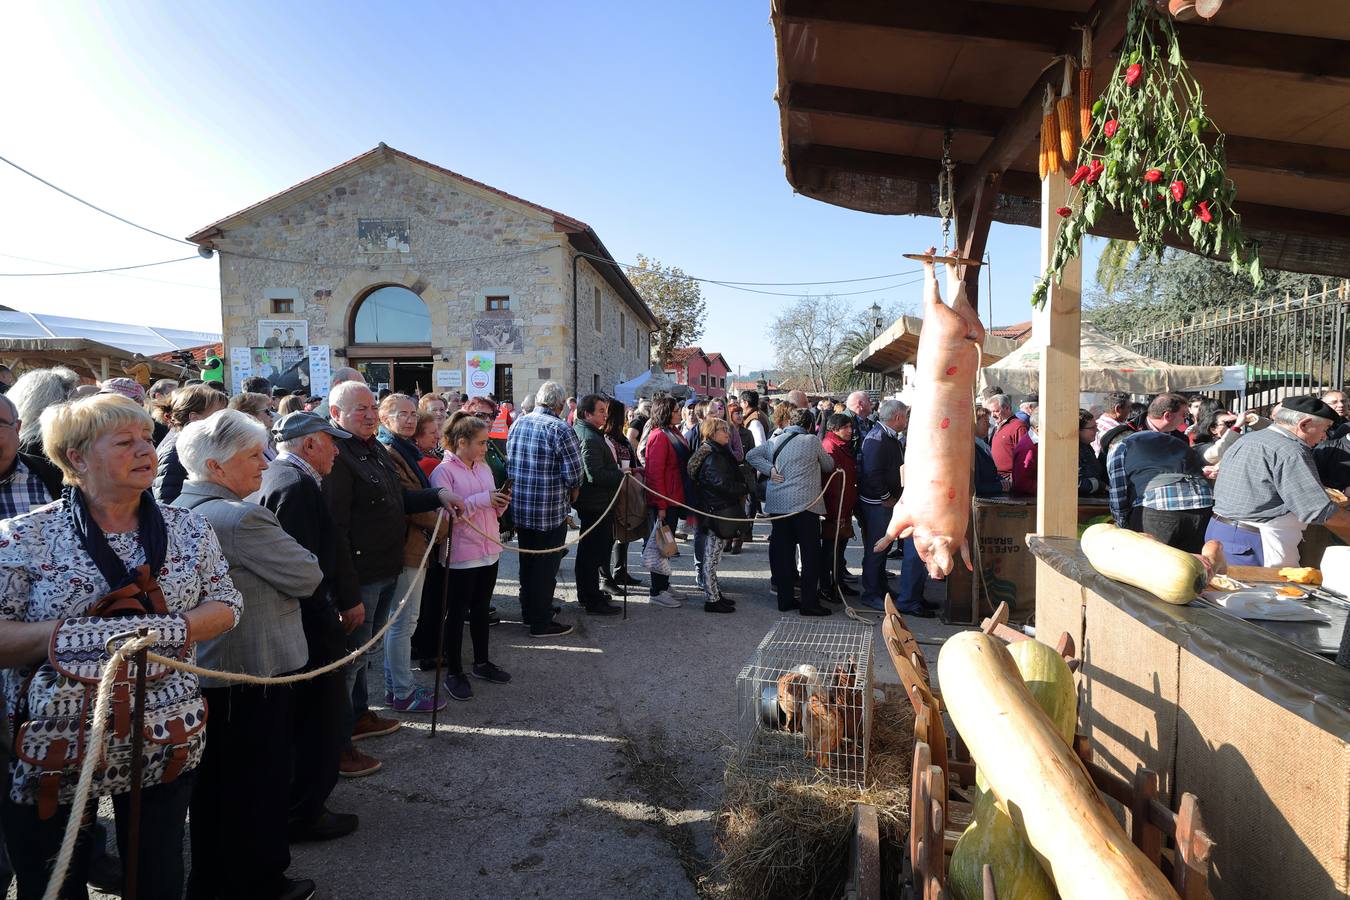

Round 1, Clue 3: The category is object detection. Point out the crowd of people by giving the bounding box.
[2,357,1347,899]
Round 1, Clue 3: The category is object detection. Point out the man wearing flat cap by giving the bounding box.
[1207,395,1350,566]
[255,412,363,837]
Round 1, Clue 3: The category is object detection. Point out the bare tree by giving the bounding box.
[770,296,913,393]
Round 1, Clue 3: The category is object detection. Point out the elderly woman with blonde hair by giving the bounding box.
[172,408,323,900]
[0,394,241,899]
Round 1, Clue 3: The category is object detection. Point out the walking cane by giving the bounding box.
[430,512,452,737]
[124,627,151,900]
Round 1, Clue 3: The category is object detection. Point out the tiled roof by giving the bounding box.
[667,346,706,366]
[149,342,223,365]
[990,321,1033,342]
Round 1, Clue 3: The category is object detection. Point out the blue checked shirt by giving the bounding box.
[505,408,583,531]
[1107,433,1213,527]
[0,459,56,522]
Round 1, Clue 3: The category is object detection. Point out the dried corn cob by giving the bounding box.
[1039,84,1056,181]
[1078,26,1093,139]
[1057,59,1078,171]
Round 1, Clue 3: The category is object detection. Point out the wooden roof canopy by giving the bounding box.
[772,0,1350,281]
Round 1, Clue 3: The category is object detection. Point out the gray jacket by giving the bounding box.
[747,425,836,516]
[173,480,322,686]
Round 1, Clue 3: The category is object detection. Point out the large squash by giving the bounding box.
[939,632,1178,900]
[1081,522,1207,604]
[1007,639,1076,746]
[949,791,1056,900]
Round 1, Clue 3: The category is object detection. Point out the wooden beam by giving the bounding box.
[956,0,1134,210]
[1034,171,1082,539]
[960,172,1001,301]
[1175,23,1350,86]
[778,0,1073,53]
[784,82,1012,137]
[789,83,1350,182]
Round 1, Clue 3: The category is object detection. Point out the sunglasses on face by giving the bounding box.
[472,412,493,421]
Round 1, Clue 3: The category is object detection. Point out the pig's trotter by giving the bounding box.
[874,502,914,552]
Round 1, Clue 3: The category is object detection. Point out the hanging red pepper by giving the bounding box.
[1056,206,1073,218]
[1169,179,1186,202]
[1144,168,1163,183]
[1194,200,1213,223]
[1125,63,1143,87]
[1069,164,1092,186]
[1104,119,1119,139]
[1085,160,1106,185]
[1141,199,1150,210]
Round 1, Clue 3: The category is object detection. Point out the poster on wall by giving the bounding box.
[357,218,410,254]
[229,346,252,389]
[436,369,462,389]
[465,350,495,399]
[308,345,331,397]
[472,318,523,352]
[257,320,308,373]
[249,347,314,394]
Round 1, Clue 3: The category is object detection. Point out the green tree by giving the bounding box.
[626,255,706,367]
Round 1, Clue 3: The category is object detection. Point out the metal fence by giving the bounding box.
[1129,283,1350,410]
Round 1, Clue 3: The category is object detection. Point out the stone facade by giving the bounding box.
[197,147,655,403]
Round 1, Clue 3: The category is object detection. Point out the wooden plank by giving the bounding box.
[778,0,1072,53]
[784,82,1012,137]
[1034,169,1082,538]
[960,171,1000,300]
[1176,22,1350,87]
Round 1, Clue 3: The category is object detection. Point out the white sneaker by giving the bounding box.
[650,591,683,608]
[667,587,689,601]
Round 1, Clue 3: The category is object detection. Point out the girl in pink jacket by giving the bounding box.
[429,412,513,701]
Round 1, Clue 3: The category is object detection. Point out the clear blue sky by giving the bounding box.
[1,1,1103,372]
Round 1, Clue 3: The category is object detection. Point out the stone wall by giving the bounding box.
[213,154,651,403]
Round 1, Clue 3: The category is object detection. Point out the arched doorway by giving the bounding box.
[347,285,434,395]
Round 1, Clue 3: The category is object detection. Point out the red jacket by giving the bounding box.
[1010,433,1038,496]
[821,430,858,540]
[991,417,1029,477]
[644,428,686,511]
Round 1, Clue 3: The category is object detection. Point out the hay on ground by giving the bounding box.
[708,690,916,900]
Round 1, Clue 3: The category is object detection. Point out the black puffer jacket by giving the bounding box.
[689,441,749,508]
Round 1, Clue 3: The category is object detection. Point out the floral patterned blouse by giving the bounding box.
[0,498,243,716]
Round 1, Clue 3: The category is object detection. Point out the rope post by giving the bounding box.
[124,627,151,900]
[430,516,452,737]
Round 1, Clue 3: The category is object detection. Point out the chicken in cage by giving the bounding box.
[734,618,874,788]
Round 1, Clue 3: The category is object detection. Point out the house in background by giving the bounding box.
[664,346,732,398]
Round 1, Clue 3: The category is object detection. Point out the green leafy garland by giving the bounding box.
[1031,0,1262,308]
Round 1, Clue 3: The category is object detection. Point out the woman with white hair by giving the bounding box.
[8,366,79,458]
[171,408,323,900]
[0,394,241,898]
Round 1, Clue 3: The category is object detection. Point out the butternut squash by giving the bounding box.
[949,790,1056,900]
[938,632,1178,900]
[1080,522,1207,604]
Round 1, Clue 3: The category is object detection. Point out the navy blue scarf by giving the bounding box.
[66,486,168,611]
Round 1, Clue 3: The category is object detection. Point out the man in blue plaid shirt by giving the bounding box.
[506,381,583,637]
[0,395,63,522]
[1106,394,1213,552]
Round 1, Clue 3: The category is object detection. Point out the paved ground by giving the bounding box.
[80,523,965,900]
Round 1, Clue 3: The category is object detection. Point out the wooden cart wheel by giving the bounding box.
[844,803,882,900]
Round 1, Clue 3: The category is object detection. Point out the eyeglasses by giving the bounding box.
[472,412,493,421]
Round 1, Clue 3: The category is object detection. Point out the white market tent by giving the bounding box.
[979,322,1224,397]
[0,307,219,357]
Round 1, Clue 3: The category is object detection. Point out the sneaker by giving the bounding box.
[650,591,683,608]
[352,711,400,741]
[837,582,859,596]
[530,620,574,637]
[338,747,381,778]
[470,661,512,684]
[444,673,473,702]
[277,877,318,900]
[584,601,622,616]
[716,592,736,608]
[391,687,448,713]
[667,587,688,601]
[703,599,736,614]
[290,807,359,842]
[820,590,843,605]
[601,577,622,593]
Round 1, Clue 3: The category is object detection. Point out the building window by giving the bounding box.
[720,377,726,388]
[592,373,599,393]
[352,285,431,343]
[271,297,294,314]
[497,364,514,404]
[485,295,510,312]
[593,286,602,333]
[699,373,707,386]
[620,312,626,348]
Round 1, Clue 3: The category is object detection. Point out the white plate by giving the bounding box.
[1214,590,1331,622]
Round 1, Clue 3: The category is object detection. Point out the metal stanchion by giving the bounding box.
[124,628,150,900]
[430,527,452,737]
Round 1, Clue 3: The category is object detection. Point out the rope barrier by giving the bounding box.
[145,514,445,685]
[43,630,159,900]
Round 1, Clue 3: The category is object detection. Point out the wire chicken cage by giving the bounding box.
[735,617,875,788]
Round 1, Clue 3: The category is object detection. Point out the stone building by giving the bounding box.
[187,143,658,403]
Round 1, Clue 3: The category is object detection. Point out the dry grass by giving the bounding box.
[705,691,916,900]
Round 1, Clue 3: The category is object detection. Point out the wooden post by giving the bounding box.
[1033,169,1082,537]
[100,356,110,382]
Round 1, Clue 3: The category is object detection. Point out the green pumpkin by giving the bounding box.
[949,791,1057,900]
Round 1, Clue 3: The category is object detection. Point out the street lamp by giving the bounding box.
[868,302,883,393]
